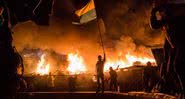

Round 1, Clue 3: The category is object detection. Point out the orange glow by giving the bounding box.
[104,52,156,71]
[36,54,50,75]
[104,59,127,71]
[67,53,86,74]
[126,52,156,65]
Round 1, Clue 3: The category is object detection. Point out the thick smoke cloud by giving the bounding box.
[100,0,164,46]
[12,0,164,73]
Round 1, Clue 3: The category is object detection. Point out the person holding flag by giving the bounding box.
[72,0,107,93]
[96,53,106,93]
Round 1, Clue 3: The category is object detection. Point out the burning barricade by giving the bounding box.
[67,52,86,75]
[20,48,159,92]
[36,54,50,75]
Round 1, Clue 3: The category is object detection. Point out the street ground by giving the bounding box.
[17,91,176,99]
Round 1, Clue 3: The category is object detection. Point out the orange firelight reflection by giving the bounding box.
[36,54,50,75]
[67,53,86,74]
[104,52,156,71]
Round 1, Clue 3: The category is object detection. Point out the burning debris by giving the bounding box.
[125,53,156,65]
[36,54,50,75]
[21,48,156,75]
[104,52,156,72]
[67,52,87,74]
[19,48,158,93]
[20,48,68,75]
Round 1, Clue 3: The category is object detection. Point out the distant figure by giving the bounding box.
[68,75,77,92]
[96,53,106,93]
[48,72,55,88]
[109,67,118,92]
[16,59,27,92]
[143,61,154,92]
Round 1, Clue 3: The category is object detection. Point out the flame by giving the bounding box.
[36,54,50,75]
[126,52,156,65]
[67,53,86,74]
[104,59,126,71]
[104,52,156,71]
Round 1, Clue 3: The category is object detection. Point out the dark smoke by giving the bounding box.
[100,0,164,47]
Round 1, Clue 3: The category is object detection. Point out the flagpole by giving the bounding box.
[93,0,106,55]
[96,18,105,55]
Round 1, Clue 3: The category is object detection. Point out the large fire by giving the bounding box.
[67,53,87,74]
[34,51,155,74]
[36,54,50,75]
[104,52,156,71]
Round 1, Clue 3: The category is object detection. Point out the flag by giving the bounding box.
[72,0,96,24]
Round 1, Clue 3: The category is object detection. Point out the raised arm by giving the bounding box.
[103,53,106,62]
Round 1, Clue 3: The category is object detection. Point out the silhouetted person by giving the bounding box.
[47,72,55,88]
[109,67,118,92]
[16,54,27,92]
[68,75,77,92]
[96,53,106,93]
[150,0,185,96]
[143,61,154,92]
[0,1,53,99]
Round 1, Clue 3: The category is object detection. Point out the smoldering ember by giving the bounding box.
[0,0,184,99]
